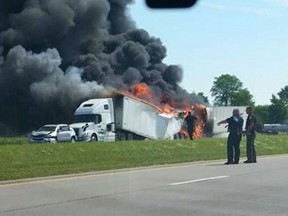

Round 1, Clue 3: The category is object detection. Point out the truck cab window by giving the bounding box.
[104,104,109,110]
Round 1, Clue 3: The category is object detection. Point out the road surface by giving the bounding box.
[1,155,288,216]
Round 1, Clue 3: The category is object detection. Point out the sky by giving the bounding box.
[128,0,288,105]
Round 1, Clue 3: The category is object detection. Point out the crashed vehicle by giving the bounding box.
[28,124,77,143]
[70,94,182,142]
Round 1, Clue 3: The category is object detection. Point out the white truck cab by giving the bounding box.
[70,98,116,142]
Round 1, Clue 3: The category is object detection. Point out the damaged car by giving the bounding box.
[28,124,77,143]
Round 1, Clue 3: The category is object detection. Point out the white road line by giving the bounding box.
[168,175,229,186]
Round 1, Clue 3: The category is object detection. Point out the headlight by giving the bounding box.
[45,134,54,138]
[45,131,56,138]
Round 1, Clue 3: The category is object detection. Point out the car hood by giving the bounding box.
[31,131,53,136]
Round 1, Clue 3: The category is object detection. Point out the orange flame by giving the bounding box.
[119,84,163,113]
[192,103,207,139]
[130,83,152,100]
[161,104,179,115]
[119,83,207,139]
[179,128,189,138]
[181,104,207,139]
[120,83,179,116]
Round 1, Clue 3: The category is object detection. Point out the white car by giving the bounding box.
[29,124,77,143]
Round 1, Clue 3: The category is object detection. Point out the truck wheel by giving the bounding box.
[91,134,98,142]
[71,137,76,143]
[127,133,134,140]
[119,133,126,140]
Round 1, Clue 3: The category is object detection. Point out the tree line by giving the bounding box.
[193,74,288,128]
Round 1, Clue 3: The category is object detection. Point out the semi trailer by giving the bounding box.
[70,94,182,142]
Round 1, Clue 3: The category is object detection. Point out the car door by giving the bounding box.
[57,125,70,141]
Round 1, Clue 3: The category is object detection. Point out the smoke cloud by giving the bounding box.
[0,0,194,133]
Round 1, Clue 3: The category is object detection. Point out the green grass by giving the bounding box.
[0,134,288,181]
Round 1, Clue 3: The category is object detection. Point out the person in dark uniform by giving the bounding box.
[217,109,244,165]
[244,106,257,163]
[184,111,197,140]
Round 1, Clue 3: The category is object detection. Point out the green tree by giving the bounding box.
[254,105,269,124]
[278,86,288,104]
[253,105,269,131]
[210,74,254,106]
[231,88,254,106]
[268,94,288,123]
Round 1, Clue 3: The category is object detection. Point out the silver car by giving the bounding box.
[29,124,77,143]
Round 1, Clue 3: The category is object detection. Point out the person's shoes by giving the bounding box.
[243,160,253,163]
[225,162,233,165]
[233,161,239,164]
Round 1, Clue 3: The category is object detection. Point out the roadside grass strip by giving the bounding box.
[0,134,288,181]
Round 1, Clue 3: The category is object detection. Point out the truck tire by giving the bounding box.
[119,133,126,140]
[91,134,98,142]
[71,137,76,143]
[127,133,134,140]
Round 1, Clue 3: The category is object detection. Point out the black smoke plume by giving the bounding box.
[0,0,193,134]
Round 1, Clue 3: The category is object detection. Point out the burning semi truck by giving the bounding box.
[70,93,182,142]
[70,91,248,142]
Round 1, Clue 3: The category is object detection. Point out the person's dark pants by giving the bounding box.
[246,133,257,162]
[227,133,242,163]
[188,127,194,140]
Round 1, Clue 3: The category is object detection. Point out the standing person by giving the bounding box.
[244,106,257,163]
[217,109,244,165]
[184,111,197,140]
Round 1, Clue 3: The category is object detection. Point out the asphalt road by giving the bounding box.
[1,155,288,216]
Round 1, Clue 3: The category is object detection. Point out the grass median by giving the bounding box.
[0,134,288,181]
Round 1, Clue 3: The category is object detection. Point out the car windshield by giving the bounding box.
[38,126,56,132]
